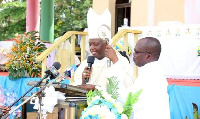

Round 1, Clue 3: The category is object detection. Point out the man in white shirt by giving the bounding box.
[128,37,170,119]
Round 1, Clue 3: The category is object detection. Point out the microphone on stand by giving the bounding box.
[85,56,95,83]
[55,65,76,83]
[0,62,61,118]
[42,62,61,80]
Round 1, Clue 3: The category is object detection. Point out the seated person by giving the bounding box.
[72,8,134,90]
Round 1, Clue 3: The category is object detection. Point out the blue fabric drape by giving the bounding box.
[168,85,200,119]
[0,76,41,106]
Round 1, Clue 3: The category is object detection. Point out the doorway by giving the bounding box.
[115,0,131,33]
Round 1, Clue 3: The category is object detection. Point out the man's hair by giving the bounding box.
[119,51,130,62]
[143,37,161,60]
[80,28,84,31]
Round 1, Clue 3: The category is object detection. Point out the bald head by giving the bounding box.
[133,37,161,67]
[139,37,161,60]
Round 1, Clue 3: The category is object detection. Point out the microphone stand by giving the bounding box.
[1,74,65,119]
[37,78,50,119]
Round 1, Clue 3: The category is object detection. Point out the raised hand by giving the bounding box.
[105,45,118,64]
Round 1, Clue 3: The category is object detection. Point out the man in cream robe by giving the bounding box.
[73,51,134,90]
[129,61,170,119]
[126,37,170,119]
[72,7,134,91]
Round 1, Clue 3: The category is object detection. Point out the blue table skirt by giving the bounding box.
[0,76,41,106]
[168,85,200,119]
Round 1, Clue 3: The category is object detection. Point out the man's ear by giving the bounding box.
[146,53,152,61]
[104,40,108,45]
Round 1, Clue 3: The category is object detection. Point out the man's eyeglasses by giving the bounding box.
[134,49,151,54]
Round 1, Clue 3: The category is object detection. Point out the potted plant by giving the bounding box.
[4,31,47,80]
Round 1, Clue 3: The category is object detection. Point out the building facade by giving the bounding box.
[92,0,200,36]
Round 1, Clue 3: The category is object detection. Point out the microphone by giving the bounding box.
[55,65,76,83]
[42,62,61,80]
[85,56,95,83]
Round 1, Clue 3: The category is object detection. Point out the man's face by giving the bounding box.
[133,40,148,67]
[89,38,106,60]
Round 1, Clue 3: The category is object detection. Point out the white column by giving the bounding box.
[148,0,155,26]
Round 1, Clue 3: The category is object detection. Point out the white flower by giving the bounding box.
[91,96,101,102]
[87,96,101,106]
[114,102,123,114]
[82,105,101,118]
[95,85,104,91]
[121,114,128,119]
[102,91,115,103]
[99,105,116,119]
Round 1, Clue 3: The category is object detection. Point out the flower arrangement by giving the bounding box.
[4,31,47,80]
[81,77,142,119]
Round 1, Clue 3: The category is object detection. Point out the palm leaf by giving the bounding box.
[106,76,119,100]
[123,89,142,118]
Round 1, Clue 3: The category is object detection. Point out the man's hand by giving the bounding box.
[105,45,118,64]
[0,106,10,116]
[82,66,92,84]
[77,84,95,90]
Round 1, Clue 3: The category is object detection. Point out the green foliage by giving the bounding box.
[106,76,119,100]
[54,0,92,38]
[86,89,103,103]
[123,89,142,118]
[0,0,92,40]
[0,1,26,40]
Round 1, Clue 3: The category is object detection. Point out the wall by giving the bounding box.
[154,0,184,25]
[92,0,200,31]
[185,0,200,24]
[131,0,148,26]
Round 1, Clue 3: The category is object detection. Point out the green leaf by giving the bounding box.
[86,89,102,103]
[122,89,142,118]
[106,76,119,99]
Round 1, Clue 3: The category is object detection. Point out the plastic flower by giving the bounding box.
[114,102,123,114]
[81,77,141,119]
[121,114,128,119]
[81,98,122,119]
[102,91,115,103]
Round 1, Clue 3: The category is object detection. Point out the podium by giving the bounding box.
[22,81,88,119]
